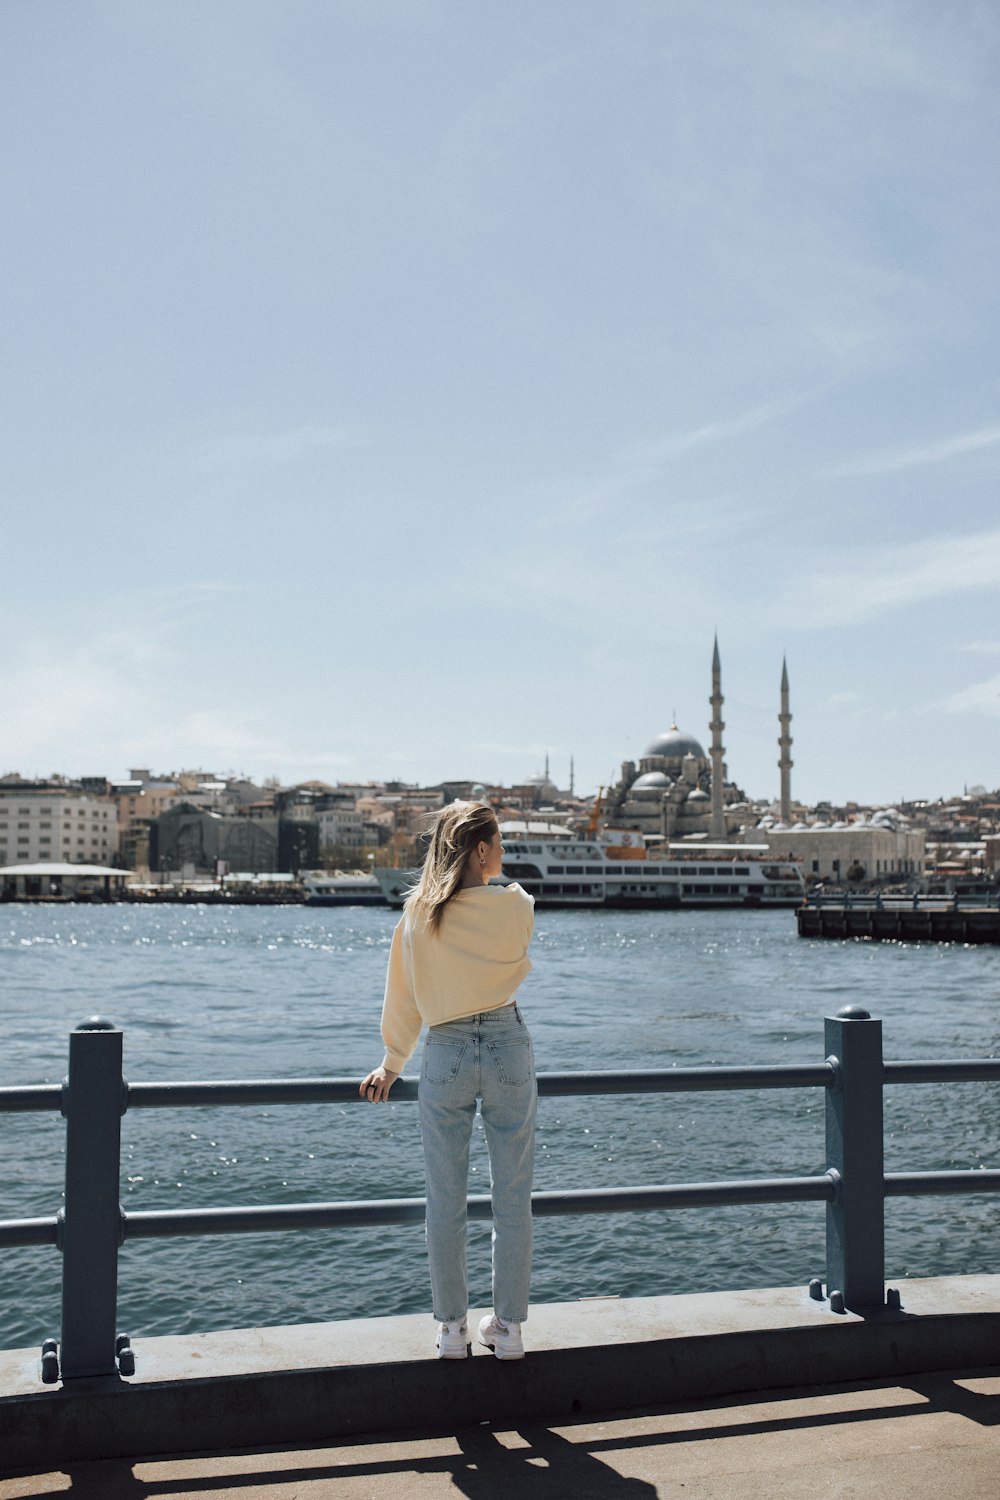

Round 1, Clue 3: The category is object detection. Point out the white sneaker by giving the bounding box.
[436,1319,470,1359]
[477,1313,524,1360]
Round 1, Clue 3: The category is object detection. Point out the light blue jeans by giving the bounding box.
[418,1004,537,1325]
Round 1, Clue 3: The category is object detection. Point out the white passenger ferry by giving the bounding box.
[374,828,804,910]
[301,871,385,906]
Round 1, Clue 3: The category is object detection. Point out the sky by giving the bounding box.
[2,0,999,808]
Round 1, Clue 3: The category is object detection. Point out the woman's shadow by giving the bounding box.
[453,1422,658,1498]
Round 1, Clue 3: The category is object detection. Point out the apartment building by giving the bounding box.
[0,791,118,865]
[318,806,365,849]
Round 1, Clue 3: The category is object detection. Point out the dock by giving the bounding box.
[797,898,1000,943]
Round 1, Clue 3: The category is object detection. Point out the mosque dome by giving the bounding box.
[687,788,710,803]
[642,725,707,761]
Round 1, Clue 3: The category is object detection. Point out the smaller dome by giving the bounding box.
[687,788,710,802]
[631,771,671,790]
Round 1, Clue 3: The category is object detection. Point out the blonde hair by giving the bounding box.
[405,800,498,933]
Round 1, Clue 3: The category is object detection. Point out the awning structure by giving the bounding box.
[0,863,132,899]
[0,863,130,878]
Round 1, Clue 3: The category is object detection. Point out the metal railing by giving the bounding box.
[2,1005,1000,1383]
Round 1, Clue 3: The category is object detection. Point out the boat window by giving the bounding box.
[549,865,565,874]
[566,865,583,874]
[585,866,603,874]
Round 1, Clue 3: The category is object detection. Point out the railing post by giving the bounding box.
[58,1018,125,1379]
[824,1005,885,1311]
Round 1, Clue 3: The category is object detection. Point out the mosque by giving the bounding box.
[602,639,793,842]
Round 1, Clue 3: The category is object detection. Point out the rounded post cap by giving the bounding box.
[76,1016,118,1032]
[836,1005,872,1021]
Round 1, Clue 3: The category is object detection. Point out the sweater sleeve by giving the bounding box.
[380,918,422,1074]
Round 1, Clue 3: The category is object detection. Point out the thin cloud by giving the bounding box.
[961,640,1000,655]
[780,527,1000,627]
[936,673,1000,719]
[827,423,1000,478]
[532,393,800,530]
[192,425,361,476]
[621,397,798,478]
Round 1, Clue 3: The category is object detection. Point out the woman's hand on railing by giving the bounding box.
[360,1066,399,1103]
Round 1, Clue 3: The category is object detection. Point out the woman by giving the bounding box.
[360,801,536,1360]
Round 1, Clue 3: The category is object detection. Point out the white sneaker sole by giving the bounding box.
[437,1334,470,1359]
[478,1332,524,1360]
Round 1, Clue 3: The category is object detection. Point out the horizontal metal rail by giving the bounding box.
[7,1059,1000,1115]
[884,1060,1000,1086]
[0,1084,62,1113]
[123,1064,835,1108]
[885,1169,1000,1197]
[7,1166,1000,1251]
[122,1174,838,1241]
[0,1066,837,1116]
[0,1215,59,1248]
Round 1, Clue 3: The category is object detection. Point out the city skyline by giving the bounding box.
[3,3,1000,806]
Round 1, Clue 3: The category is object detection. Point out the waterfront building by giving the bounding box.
[151,805,280,875]
[0,788,118,867]
[110,772,181,868]
[751,816,925,884]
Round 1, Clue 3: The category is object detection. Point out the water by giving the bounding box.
[2,903,999,1350]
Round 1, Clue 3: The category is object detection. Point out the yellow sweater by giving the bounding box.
[380,882,535,1073]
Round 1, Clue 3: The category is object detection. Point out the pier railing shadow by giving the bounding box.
[2,1006,1000,1384]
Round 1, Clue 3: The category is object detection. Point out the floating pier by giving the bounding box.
[797,898,1000,944]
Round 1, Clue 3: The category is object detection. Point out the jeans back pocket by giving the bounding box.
[422,1036,467,1084]
[486,1035,533,1086]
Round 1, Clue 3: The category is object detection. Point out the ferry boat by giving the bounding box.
[374,829,804,910]
[301,871,386,906]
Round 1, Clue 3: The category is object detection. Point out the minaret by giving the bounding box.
[709,635,726,838]
[569,755,575,797]
[779,656,793,823]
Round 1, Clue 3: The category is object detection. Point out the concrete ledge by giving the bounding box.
[3,1275,1000,1470]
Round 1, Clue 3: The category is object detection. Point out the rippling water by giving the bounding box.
[2,903,999,1348]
